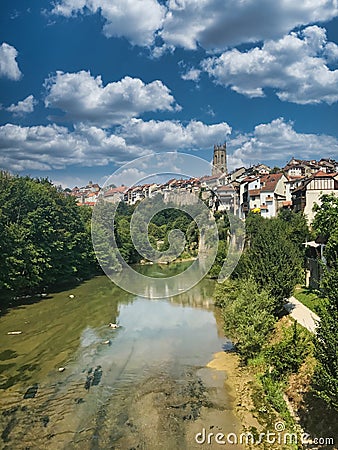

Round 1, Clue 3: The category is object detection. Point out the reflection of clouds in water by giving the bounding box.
[72,297,224,388]
[112,298,222,366]
[80,327,101,347]
[118,298,215,333]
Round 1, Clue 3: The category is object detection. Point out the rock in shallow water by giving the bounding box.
[23,383,38,399]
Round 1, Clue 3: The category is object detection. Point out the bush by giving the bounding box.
[216,278,276,362]
[265,321,312,380]
[259,374,292,423]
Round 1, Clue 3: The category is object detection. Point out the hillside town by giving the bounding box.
[67,144,338,224]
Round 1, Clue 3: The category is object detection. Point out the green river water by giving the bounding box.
[0,265,243,450]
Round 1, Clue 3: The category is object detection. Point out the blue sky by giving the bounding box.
[0,0,337,188]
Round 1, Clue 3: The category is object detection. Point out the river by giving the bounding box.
[0,265,243,449]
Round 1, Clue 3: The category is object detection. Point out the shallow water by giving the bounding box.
[0,266,242,449]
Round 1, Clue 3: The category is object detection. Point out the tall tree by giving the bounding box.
[312,194,338,410]
[235,214,303,312]
[215,278,276,362]
[0,173,96,294]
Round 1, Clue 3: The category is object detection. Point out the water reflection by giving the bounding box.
[0,267,240,449]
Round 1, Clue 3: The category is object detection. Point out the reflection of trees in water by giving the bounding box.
[213,307,227,339]
[0,270,224,449]
[169,278,215,309]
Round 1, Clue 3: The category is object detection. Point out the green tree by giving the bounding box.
[278,209,310,253]
[91,201,122,273]
[312,194,338,241]
[0,173,96,294]
[208,240,228,278]
[235,214,303,313]
[314,270,338,410]
[265,321,312,380]
[186,220,198,252]
[312,194,338,410]
[215,278,276,362]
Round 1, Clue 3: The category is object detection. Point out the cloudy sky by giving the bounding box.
[0,0,337,187]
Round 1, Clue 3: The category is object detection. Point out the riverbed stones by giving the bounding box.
[23,383,38,399]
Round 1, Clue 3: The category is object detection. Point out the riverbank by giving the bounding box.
[210,317,338,450]
[0,271,101,317]
[207,351,260,434]
[140,256,197,265]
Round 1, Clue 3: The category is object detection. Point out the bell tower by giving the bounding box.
[212,143,227,176]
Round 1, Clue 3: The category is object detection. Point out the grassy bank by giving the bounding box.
[293,286,326,313]
[219,314,338,449]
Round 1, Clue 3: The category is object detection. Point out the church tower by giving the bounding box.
[212,143,227,176]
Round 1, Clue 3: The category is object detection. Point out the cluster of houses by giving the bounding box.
[219,157,338,223]
[68,181,101,207]
[68,155,338,224]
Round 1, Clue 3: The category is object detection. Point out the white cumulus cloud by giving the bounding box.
[181,68,201,82]
[161,0,338,51]
[44,70,181,127]
[0,119,231,171]
[52,0,338,51]
[201,26,338,104]
[0,43,22,80]
[6,95,37,115]
[228,118,338,168]
[1,118,337,173]
[0,123,143,171]
[52,0,166,46]
[117,118,231,151]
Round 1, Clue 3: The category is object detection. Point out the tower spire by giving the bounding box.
[212,142,227,176]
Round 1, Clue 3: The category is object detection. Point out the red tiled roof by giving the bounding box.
[313,171,337,178]
[200,174,220,181]
[249,189,260,196]
[104,186,127,196]
[78,201,96,207]
[217,185,235,192]
[260,173,283,192]
[287,175,303,180]
[241,176,258,183]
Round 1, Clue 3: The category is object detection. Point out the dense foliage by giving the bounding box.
[215,278,276,362]
[313,194,338,410]
[0,175,208,296]
[114,196,203,263]
[264,320,312,380]
[92,196,201,272]
[0,172,97,294]
[234,211,306,313]
[214,209,309,366]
